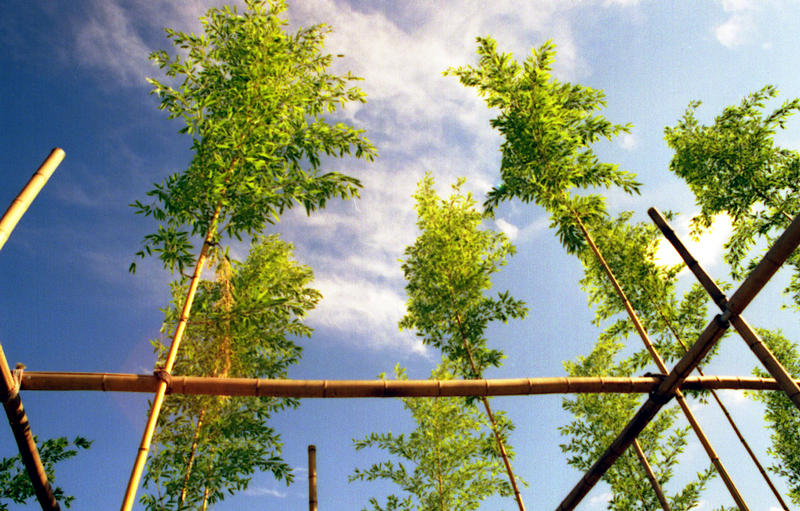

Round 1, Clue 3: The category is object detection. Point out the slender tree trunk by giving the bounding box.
[177,407,207,509]
[568,206,750,511]
[121,203,222,511]
[447,294,526,511]
[632,438,671,511]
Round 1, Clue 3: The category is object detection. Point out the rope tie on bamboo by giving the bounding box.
[153,368,173,395]
[2,364,24,403]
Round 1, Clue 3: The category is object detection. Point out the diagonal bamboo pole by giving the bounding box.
[648,292,790,510]
[0,344,60,511]
[18,372,796,396]
[0,148,65,252]
[632,438,672,511]
[0,148,67,510]
[557,202,800,511]
[120,205,221,511]
[649,207,800,412]
[570,209,748,510]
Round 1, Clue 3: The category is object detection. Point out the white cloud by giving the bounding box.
[654,213,733,274]
[714,0,758,48]
[618,132,638,151]
[495,218,519,240]
[243,487,287,498]
[589,491,612,507]
[308,276,425,354]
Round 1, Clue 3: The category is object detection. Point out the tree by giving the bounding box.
[132,0,376,275]
[399,174,527,508]
[561,214,728,510]
[446,37,639,254]
[140,235,319,510]
[666,86,800,505]
[0,436,91,510]
[453,37,749,509]
[664,86,800,293]
[350,362,514,511]
[124,1,375,504]
[750,329,800,505]
[561,338,714,511]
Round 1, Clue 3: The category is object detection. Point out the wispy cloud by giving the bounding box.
[714,0,758,48]
[243,487,288,498]
[654,212,733,274]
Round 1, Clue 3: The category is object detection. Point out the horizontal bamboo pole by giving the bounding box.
[0,148,65,251]
[557,206,800,511]
[17,372,795,397]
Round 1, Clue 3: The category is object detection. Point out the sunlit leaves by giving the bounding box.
[131,0,375,274]
[0,436,91,510]
[399,174,527,379]
[141,235,319,509]
[448,37,639,253]
[350,362,514,511]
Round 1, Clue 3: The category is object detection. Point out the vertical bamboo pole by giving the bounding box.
[308,445,317,511]
[570,209,749,511]
[0,344,60,510]
[632,439,671,511]
[649,207,800,413]
[0,148,65,251]
[120,206,221,511]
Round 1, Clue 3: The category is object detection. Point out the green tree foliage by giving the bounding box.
[350,362,514,511]
[750,329,800,505]
[580,213,722,370]
[141,235,319,510]
[0,436,91,510]
[447,37,639,254]
[561,338,714,511]
[664,86,800,291]
[131,0,376,274]
[399,174,527,378]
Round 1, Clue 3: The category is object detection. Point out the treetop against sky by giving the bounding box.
[3,1,800,509]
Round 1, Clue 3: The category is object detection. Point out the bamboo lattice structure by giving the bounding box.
[3,149,800,510]
[556,208,800,510]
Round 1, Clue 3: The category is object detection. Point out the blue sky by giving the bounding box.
[2,0,800,509]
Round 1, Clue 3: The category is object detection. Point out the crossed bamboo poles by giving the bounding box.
[4,149,800,510]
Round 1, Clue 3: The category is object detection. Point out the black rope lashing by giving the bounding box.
[153,368,173,395]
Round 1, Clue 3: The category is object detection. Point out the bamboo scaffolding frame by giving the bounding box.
[632,439,671,511]
[556,205,800,511]
[0,148,64,251]
[17,371,795,396]
[571,210,748,510]
[0,149,67,511]
[308,445,317,511]
[649,207,800,412]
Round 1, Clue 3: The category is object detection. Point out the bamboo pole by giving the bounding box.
[0,345,60,510]
[18,371,793,396]
[632,439,671,511]
[649,207,800,413]
[308,445,317,511]
[120,205,221,511]
[557,204,800,511]
[570,210,748,510]
[0,148,65,251]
